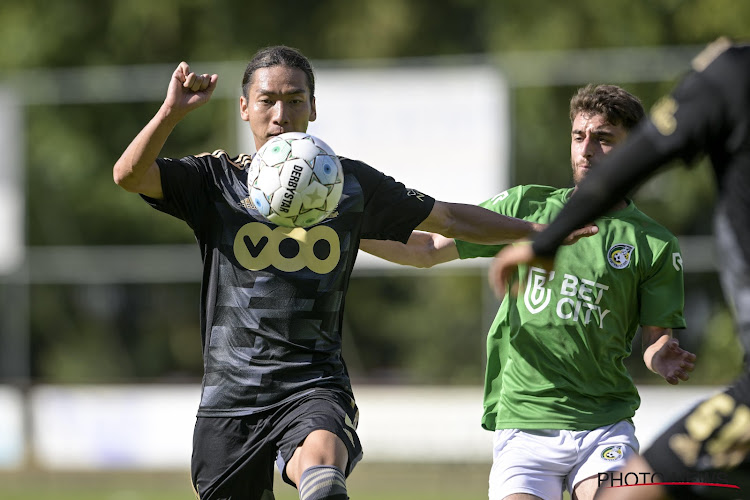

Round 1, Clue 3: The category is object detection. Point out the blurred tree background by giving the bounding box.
[0,0,746,386]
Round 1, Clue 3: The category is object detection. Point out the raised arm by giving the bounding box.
[113,62,218,199]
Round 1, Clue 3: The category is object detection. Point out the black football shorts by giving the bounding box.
[191,388,363,500]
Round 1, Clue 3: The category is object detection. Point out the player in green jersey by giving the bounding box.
[492,39,750,500]
[361,84,696,500]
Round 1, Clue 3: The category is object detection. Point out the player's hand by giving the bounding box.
[488,243,555,298]
[489,223,596,298]
[561,224,598,245]
[531,223,599,245]
[648,337,697,385]
[164,62,219,118]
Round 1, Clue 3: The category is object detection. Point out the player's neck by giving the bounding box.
[571,186,628,212]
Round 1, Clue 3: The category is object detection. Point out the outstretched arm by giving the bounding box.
[418,201,597,247]
[361,202,539,269]
[361,201,541,269]
[363,201,596,272]
[642,326,696,385]
[113,62,218,199]
[417,201,542,244]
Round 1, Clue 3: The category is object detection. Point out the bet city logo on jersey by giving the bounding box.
[524,267,612,328]
[233,223,340,274]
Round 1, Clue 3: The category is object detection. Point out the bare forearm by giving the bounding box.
[360,232,458,268]
[113,105,182,195]
[642,328,672,373]
[418,202,539,245]
[114,63,218,198]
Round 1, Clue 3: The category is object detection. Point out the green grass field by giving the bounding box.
[1,462,493,500]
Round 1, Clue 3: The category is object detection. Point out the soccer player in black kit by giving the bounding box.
[489,38,750,500]
[113,46,583,500]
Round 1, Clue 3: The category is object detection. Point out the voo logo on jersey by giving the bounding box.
[233,223,340,274]
[524,267,612,328]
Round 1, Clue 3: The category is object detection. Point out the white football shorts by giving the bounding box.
[488,420,639,500]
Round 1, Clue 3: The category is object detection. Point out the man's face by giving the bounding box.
[570,112,628,185]
[240,65,317,152]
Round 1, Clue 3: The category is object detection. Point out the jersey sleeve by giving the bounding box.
[644,53,730,166]
[141,155,215,231]
[454,187,522,259]
[638,235,687,329]
[354,160,436,243]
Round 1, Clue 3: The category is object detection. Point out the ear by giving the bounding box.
[309,96,317,122]
[239,95,250,122]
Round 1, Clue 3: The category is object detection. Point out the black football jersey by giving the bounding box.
[144,151,435,416]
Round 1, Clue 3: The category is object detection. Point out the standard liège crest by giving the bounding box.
[607,244,634,269]
[240,197,257,210]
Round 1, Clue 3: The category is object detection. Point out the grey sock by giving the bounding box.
[298,465,348,500]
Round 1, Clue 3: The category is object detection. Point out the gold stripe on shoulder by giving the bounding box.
[692,37,732,72]
[190,150,252,170]
[236,153,253,170]
[195,149,228,158]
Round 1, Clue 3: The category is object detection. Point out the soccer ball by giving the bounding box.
[247,132,344,228]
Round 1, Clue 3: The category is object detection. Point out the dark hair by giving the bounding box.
[569,84,645,131]
[242,45,315,98]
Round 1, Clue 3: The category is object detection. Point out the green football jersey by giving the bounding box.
[456,185,686,431]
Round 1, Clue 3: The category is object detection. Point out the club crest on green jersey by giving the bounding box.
[607,244,634,269]
[601,445,624,461]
